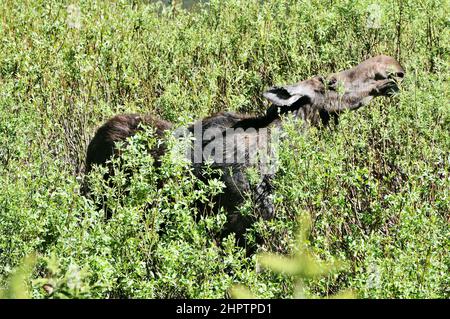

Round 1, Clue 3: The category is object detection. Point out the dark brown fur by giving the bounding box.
[83,114,172,199]
[85,114,172,175]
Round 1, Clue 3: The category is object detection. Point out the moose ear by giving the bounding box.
[263,86,301,106]
[263,82,316,107]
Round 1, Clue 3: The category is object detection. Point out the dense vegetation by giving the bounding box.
[0,0,448,298]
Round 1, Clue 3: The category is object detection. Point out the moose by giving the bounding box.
[84,55,405,246]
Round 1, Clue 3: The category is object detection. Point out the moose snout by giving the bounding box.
[383,79,401,96]
[375,68,405,96]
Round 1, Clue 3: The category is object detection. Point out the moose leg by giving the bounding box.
[220,172,275,254]
[218,166,252,245]
[252,174,275,221]
[211,163,276,254]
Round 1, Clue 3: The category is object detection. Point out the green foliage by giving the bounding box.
[0,0,448,298]
[231,214,355,299]
[0,254,36,299]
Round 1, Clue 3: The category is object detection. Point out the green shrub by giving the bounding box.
[0,0,448,298]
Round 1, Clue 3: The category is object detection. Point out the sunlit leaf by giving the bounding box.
[229,285,257,299]
[0,254,37,299]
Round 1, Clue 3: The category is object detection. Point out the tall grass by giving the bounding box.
[0,0,448,298]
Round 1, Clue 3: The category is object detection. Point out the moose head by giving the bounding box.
[263,55,405,125]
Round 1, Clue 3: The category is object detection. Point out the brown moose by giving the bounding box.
[84,55,405,246]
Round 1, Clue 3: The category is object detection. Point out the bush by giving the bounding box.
[0,0,448,298]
